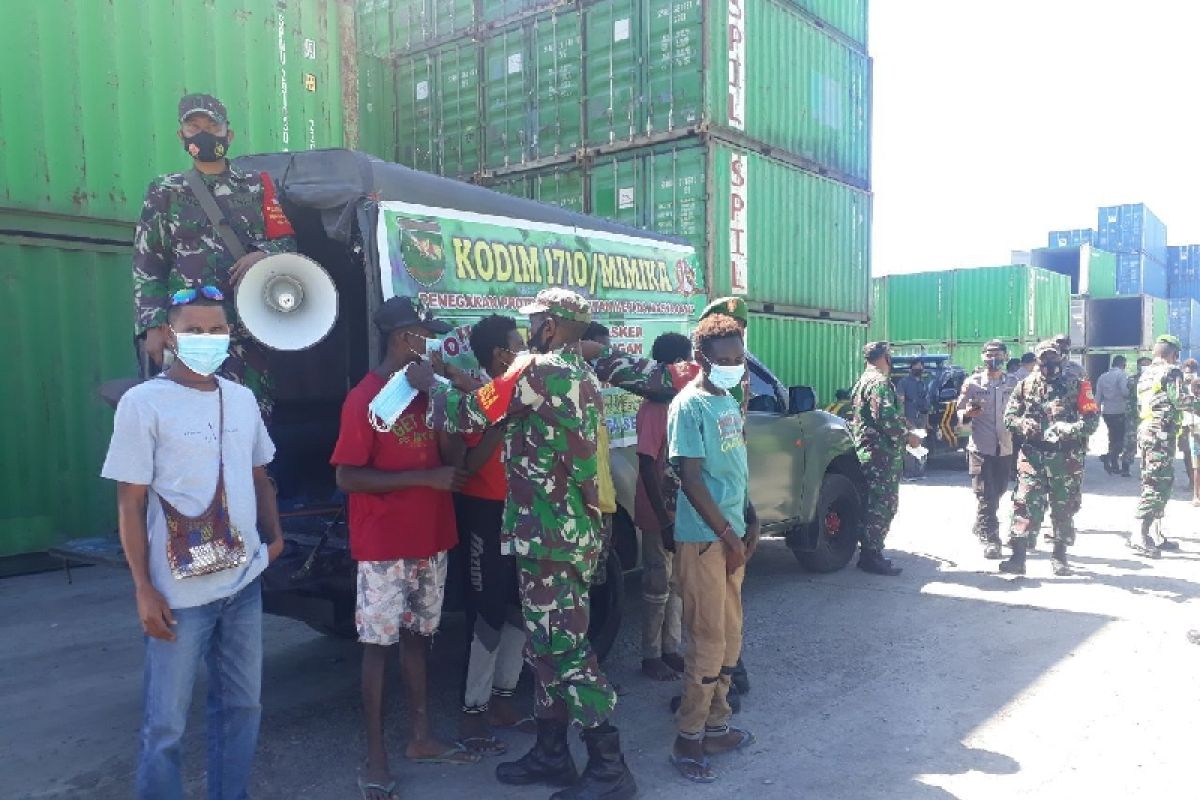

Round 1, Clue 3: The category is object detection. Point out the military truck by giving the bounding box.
[56,149,866,659]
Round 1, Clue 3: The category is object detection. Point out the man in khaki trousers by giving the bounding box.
[665,314,760,784]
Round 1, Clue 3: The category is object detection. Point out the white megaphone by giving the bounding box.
[235,253,339,351]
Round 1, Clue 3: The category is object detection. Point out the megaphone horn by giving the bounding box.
[235,253,339,351]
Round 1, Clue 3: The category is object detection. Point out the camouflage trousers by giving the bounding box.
[1064,445,1085,516]
[1136,432,1176,520]
[1122,415,1138,468]
[1009,447,1082,546]
[516,556,616,728]
[859,448,902,550]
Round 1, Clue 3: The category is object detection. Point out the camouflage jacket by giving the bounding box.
[1137,359,1183,435]
[428,346,661,566]
[849,365,908,455]
[1004,370,1099,448]
[132,165,297,333]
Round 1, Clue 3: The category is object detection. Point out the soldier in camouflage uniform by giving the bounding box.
[133,94,297,421]
[848,341,914,576]
[1129,335,1185,558]
[1053,334,1090,531]
[1122,357,1153,477]
[414,289,657,800]
[1000,340,1099,576]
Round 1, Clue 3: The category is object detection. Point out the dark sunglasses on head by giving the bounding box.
[170,286,225,306]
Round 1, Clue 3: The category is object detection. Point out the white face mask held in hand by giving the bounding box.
[368,365,419,432]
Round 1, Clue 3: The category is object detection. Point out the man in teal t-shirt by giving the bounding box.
[666,314,759,784]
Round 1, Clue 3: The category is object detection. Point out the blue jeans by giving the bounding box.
[137,577,263,800]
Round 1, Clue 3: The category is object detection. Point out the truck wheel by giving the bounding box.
[587,549,624,662]
[793,473,862,573]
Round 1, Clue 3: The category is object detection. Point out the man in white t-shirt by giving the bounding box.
[102,288,283,800]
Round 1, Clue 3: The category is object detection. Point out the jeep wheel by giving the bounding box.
[587,549,624,662]
[793,473,862,573]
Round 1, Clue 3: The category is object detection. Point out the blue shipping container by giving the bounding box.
[1168,245,1200,301]
[1048,229,1095,248]
[1169,298,1200,348]
[1116,252,1168,297]
[1096,203,1168,265]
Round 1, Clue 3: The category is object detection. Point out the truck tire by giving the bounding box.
[587,549,624,662]
[793,473,862,573]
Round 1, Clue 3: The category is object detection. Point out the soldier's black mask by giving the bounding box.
[184,130,229,163]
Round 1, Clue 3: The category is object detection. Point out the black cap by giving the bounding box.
[374,296,451,335]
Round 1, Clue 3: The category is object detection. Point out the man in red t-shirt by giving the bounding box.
[451,314,531,755]
[634,332,693,682]
[331,296,476,799]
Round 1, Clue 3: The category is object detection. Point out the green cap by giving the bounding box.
[700,296,748,326]
[1158,334,1182,349]
[519,288,592,323]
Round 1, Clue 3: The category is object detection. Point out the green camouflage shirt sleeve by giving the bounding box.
[591,346,665,395]
[871,380,908,442]
[427,364,546,434]
[132,179,174,333]
[1003,380,1028,434]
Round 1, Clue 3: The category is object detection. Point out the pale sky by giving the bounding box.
[871,0,1200,275]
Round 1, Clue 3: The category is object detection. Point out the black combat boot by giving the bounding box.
[1127,519,1161,559]
[550,723,637,800]
[1120,461,1132,478]
[1051,542,1070,576]
[999,539,1027,575]
[496,718,578,787]
[983,536,1003,560]
[1153,520,1180,551]
[858,548,902,576]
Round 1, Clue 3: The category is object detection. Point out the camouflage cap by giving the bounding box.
[518,288,591,323]
[863,340,891,361]
[700,296,748,326]
[1157,333,1182,349]
[1035,339,1060,357]
[178,93,228,126]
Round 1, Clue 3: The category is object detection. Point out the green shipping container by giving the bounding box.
[355,0,474,54]
[951,266,1069,342]
[359,53,399,162]
[1,0,347,224]
[587,141,869,314]
[483,10,583,168]
[1,230,136,557]
[782,0,869,48]
[581,0,870,183]
[392,42,481,176]
[747,315,867,406]
[868,276,887,341]
[880,271,954,343]
[1030,245,1118,299]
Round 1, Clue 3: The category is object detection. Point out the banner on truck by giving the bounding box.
[376,201,706,446]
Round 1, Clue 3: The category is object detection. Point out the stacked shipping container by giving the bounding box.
[358,0,873,403]
[1095,204,1168,296]
[869,266,1070,361]
[1,0,351,559]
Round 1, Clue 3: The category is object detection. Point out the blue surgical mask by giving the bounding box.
[708,363,745,391]
[368,366,419,432]
[172,332,230,376]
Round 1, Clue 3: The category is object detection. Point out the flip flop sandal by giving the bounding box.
[670,753,717,784]
[495,715,537,733]
[457,736,508,757]
[357,776,399,799]
[705,727,755,755]
[408,745,481,766]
